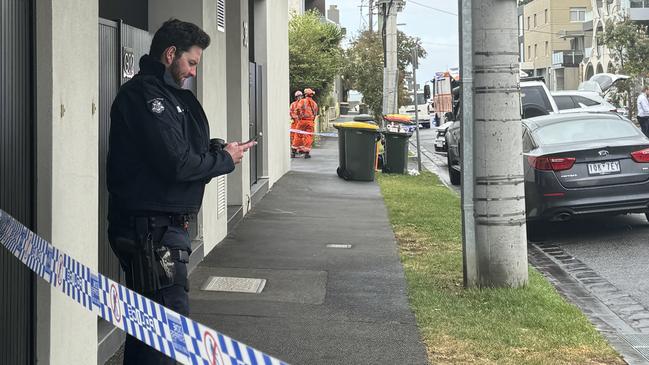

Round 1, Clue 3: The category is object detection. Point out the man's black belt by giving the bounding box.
[129,214,193,229]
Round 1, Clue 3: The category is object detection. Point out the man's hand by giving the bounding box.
[224,141,257,164]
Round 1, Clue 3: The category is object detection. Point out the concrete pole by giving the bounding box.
[379,0,404,116]
[412,48,422,173]
[470,0,528,288]
[459,0,477,287]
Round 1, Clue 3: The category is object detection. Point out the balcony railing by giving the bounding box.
[552,50,585,67]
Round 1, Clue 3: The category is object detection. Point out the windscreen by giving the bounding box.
[522,85,553,112]
[533,118,639,145]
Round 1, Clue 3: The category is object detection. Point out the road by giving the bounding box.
[415,126,649,317]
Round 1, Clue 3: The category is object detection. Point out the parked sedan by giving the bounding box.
[552,91,624,115]
[446,112,649,224]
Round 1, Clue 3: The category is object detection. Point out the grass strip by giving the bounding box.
[377,171,624,364]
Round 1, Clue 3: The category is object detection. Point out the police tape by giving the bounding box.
[0,209,289,365]
[289,128,338,137]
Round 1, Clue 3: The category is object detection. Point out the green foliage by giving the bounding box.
[598,18,649,77]
[343,30,427,118]
[289,11,344,105]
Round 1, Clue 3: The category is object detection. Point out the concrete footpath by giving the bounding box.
[188,137,429,364]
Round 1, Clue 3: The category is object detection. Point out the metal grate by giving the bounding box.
[217,175,226,218]
[201,276,266,294]
[622,333,649,348]
[217,0,225,32]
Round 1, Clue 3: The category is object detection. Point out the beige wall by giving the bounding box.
[36,0,99,364]
[523,0,591,69]
[263,1,291,186]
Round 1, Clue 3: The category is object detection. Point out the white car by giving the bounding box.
[552,90,625,115]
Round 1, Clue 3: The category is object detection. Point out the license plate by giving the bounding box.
[587,161,620,175]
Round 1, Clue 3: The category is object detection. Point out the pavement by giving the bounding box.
[186,135,429,364]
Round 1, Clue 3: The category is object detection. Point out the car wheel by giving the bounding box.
[526,221,545,242]
[447,154,461,185]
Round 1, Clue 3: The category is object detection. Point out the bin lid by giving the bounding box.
[352,114,375,122]
[383,130,413,137]
[383,114,414,124]
[333,121,380,130]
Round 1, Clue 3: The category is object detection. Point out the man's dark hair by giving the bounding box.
[149,19,211,60]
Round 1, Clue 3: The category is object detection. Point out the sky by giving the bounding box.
[325,0,460,85]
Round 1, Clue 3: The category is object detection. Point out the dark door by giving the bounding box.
[0,0,35,364]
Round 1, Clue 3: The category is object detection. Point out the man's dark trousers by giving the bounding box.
[640,116,649,137]
[108,221,190,365]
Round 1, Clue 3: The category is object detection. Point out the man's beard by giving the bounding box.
[170,58,185,87]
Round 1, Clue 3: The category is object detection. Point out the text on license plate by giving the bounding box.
[587,161,620,175]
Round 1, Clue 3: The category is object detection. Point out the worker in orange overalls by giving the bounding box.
[289,90,303,158]
[293,88,318,159]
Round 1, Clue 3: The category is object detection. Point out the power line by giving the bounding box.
[408,0,458,17]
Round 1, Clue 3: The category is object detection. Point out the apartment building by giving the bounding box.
[521,0,592,90]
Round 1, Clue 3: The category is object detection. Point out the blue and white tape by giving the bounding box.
[0,209,289,365]
[289,128,338,137]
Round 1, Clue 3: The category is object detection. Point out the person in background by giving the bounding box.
[292,88,319,159]
[637,86,649,137]
[290,90,303,158]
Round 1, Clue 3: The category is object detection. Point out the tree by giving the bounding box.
[289,10,344,105]
[598,18,649,115]
[598,18,649,77]
[343,30,427,118]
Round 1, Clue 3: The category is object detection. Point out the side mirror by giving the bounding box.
[423,84,431,100]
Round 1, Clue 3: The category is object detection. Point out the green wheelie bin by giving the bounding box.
[382,130,412,174]
[333,122,380,181]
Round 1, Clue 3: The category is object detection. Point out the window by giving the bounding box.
[527,16,531,30]
[521,85,553,113]
[528,45,531,60]
[572,95,600,107]
[534,14,537,27]
[570,7,586,22]
[545,9,548,24]
[545,41,549,56]
[534,44,538,58]
[533,118,640,145]
[554,95,577,110]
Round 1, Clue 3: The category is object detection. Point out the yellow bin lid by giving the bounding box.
[333,121,379,130]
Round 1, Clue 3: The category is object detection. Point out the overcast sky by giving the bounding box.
[326,0,459,84]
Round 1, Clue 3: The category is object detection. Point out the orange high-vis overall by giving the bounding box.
[289,99,301,148]
[293,97,318,153]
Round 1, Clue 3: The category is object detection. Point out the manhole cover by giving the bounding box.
[201,276,266,294]
[326,243,352,249]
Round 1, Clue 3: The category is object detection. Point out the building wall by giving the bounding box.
[264,1,291,184]
[288,0,304,15]
[35,0,99,364]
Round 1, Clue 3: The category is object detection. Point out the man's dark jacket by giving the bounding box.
[107,55,234,218]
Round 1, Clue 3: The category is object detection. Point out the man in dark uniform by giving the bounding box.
[107,19,254,364]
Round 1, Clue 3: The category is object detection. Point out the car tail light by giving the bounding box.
[631,148,649,163]
[527,156,576,171]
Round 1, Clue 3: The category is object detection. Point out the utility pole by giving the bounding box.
[369,0,374,32]
[378,0,405,116]
[412,47,422,173]
[463,0,528,288]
